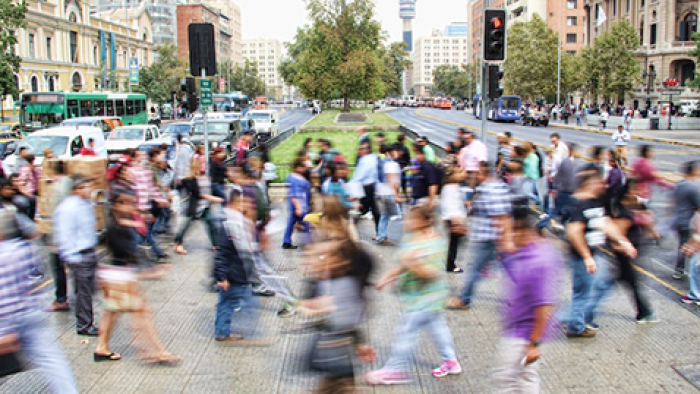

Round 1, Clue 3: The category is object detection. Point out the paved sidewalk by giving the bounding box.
[549,119,700,148]
[2,213,700,393]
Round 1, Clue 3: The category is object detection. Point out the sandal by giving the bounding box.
[94,352,122,362]
[143,353,182,366]
[446,297,471,310]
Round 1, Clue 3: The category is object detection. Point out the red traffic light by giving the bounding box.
[491,17,503,29]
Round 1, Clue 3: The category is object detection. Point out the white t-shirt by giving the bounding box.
[376,160,401,197]
[441,184,467,220]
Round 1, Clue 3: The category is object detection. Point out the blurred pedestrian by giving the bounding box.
[522,142,542,206]
[367,204,461,385]
[673,161,700,280]
[53,175,100,336]
[282,158,311,249]
[351,141,380,235]
[441,166,467,273]
[492,198,562,393]
[396,134,411,196]
[410,144,440,210]
[458,130,488,188]
[78,138,97,156]
[130,150,170,261]
[375,144,402,246]
[94,190,181,364]
[44,161,73,312]
[210,147,227,200]
[611,125,630,166]
[631,145,674,242]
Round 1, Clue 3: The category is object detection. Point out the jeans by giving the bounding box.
[6,310,78,394]
[492,337,540,394]
[376,197,399,242]
[554,191,573,221]
[460,240,498,305]
[140,222,166,258]
[212,182,226,202]
[174,208,217,247]
[154,207,171,233]
[523,179,542,206]
[383,310,456,372]
[214,284,261,338]
[688,254,700,300]
[70,252,97,332]
[283,201,308,244]
[50,253,68,303]
[359,184,380,232]
[567,253,612,334]
[677,229,692,273]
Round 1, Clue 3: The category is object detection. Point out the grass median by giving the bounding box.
[302,110,402,128]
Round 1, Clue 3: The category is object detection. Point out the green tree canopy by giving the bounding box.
[432,63,478,99]
[379,42,411,97]
[227,60,266,98]
[0,0,27,120]
[503,14,558,102]
[135,44,187,105]
[688,32,700,88]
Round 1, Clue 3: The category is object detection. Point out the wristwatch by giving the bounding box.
[529,340,541,348]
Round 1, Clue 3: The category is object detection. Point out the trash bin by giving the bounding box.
[650,118,659,130]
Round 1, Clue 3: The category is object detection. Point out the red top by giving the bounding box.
[78,147,96,156]
[631,158,674,198]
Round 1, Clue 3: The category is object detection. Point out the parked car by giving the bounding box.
[190,120,239,155]
[105,125,161,161]
[3,126,107,174]
[160,122,193,140]
[0,138,19,160]
[61,116,123,137]
[521,109,550,127]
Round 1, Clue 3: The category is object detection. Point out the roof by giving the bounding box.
[114,125,152,129]
[32,126,103,137]
[63,116,120,122]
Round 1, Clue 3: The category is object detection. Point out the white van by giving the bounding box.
[3,126,107,174]
[247,109,280,140]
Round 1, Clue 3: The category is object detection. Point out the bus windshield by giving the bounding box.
[21,104,64,130]
[19,135,69,156]
[501,97,520,110]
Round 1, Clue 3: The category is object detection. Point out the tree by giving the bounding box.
[688,32,700,88]
[281,0,385,111]
[432,63,478,99]
[585,20,641,103]
[379,42,411,96]
[228,59,266,98]
[135,44,187,105]
[0,0,27,121]
[503,14,558,102]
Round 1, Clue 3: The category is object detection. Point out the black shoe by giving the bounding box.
[282,243,298,250]
[78,326,99,336]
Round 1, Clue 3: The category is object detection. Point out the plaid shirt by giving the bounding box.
[129,165,163,212]
[0,238,42,335]
[469,179,512,242]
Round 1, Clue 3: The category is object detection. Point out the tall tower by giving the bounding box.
[399,0,417,95]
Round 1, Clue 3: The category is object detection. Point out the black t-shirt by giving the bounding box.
[209,159,226,184]
[565,197,607,258]
[412,161,439,199]
[611,204,643,248]
[106,220,139,267]
[397,145,411,168]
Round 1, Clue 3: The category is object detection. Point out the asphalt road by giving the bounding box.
[275,107,314,132]
[389,107,700,180]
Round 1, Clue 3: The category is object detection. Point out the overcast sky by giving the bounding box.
[237,0,468,47]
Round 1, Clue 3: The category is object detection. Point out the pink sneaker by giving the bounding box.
[366,369,411,385]
[432,360,462,378]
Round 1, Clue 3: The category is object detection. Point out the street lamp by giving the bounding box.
[642,66,656,109]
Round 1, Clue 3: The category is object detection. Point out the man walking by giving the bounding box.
[458,130,488,187]
[130,150,170,261]
[53,175,100,336]
[673,161,700,279]
[375,145,402,246]
[210,147,228,200]
[552,143,579,221]
[352,142,380,235]
[611,125,630,166]
[448,162,513,310]
[410,144,440,210]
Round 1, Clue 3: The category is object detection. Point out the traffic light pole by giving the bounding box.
[202,68,209,176]
[481,61,489,142]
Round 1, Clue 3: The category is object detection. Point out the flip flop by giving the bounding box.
[94,352,122,362]
[143,354,182,366]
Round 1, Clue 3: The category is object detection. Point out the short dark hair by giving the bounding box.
[640,144,652,159]
[229,187,243,202]
[397,134,406,142]
[318,138,331,148]
[504,131,512,138]
[683,160,698,176]
[293,157,306,170]
[88,138,94,144]
[24,154,35,164]
[148,148,161,160]
[177,134,183,143]
[376,132,385,138]
[413,142,425,154]
[549,132,561,139]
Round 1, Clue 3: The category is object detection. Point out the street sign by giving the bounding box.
[129,57,139,85]
[661,89,683,95]
[200,79,213,110]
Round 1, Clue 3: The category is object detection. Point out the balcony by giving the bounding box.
[672,41,696,49]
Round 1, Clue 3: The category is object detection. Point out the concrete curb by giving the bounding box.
[549,122,700,149]
[299,125,401,132]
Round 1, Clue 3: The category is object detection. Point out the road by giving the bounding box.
[389,107,700,180]
[274,106,314,132]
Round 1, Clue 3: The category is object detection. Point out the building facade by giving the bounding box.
[241,39,284,99]
[203,0,242,65]
[547,0,588,53]
[91,0,177,48]
[176,3,230,66]
[584,0,699,103]
[412,29,470,96]
[3,0,154,111]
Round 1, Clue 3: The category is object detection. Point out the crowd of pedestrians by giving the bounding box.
[1,120,699,394]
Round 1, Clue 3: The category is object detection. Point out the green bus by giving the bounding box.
[19,92,148,134]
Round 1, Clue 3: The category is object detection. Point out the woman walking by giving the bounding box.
[174,158,223,255]
[441,166,467,273]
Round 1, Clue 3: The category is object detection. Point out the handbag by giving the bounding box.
[0,334,23,378]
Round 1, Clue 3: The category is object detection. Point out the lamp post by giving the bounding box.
[641,66,656,110]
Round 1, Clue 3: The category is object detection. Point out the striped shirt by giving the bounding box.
[469,179,513,242]
[129,165,163,212]
[0,238,42,335]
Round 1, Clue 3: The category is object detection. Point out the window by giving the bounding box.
[641,0,644,7]
[566,33,577,43]
[680,14,698,41]
[70,31,78,63]
[640,22,644,44]
[567,0,576,9]
[425,65,431,70]
[80,100,93,117]
[106,100,115,116]
[31,76,39,92]
[94,100,106,116]
[46,37,52,60]
[650,23,657,45]
[126,100,135,116]
[115,100,125,117]
[567,17,577,26]
[627,0,631,12]
[28,33,35,58]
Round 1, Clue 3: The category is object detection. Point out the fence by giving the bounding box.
[399,126,447,159]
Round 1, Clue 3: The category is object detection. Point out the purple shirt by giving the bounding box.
[501,240,562,341]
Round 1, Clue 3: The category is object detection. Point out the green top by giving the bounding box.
[395,234,449,312]
[523,153,540,180]
[423,145,438,163]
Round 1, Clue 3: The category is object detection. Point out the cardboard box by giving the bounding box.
[40,159,66,179]
[66,157,107,179]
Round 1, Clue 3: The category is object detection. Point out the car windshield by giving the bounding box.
[249,113,271,121]
[162,124,191,136]
[0,125,11,131]
[19,136,68,156]
[192,123,229,135]
[109,128,145,140]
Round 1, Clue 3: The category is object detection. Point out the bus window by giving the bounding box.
[94,100,106,116]
[67,99,79,118]
[137,99,146,114]
[126,100,135,116]
[116,100,125,117]
[106,100,115,116]
[80,100,93,117]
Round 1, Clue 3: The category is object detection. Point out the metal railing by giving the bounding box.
[399,126,447,159]
[252,126,297,153]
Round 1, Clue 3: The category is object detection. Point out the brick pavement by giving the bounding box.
[2,212,700,393]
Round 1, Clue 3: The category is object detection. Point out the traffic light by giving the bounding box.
[488,65,504,99]
[483,9,507,61]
